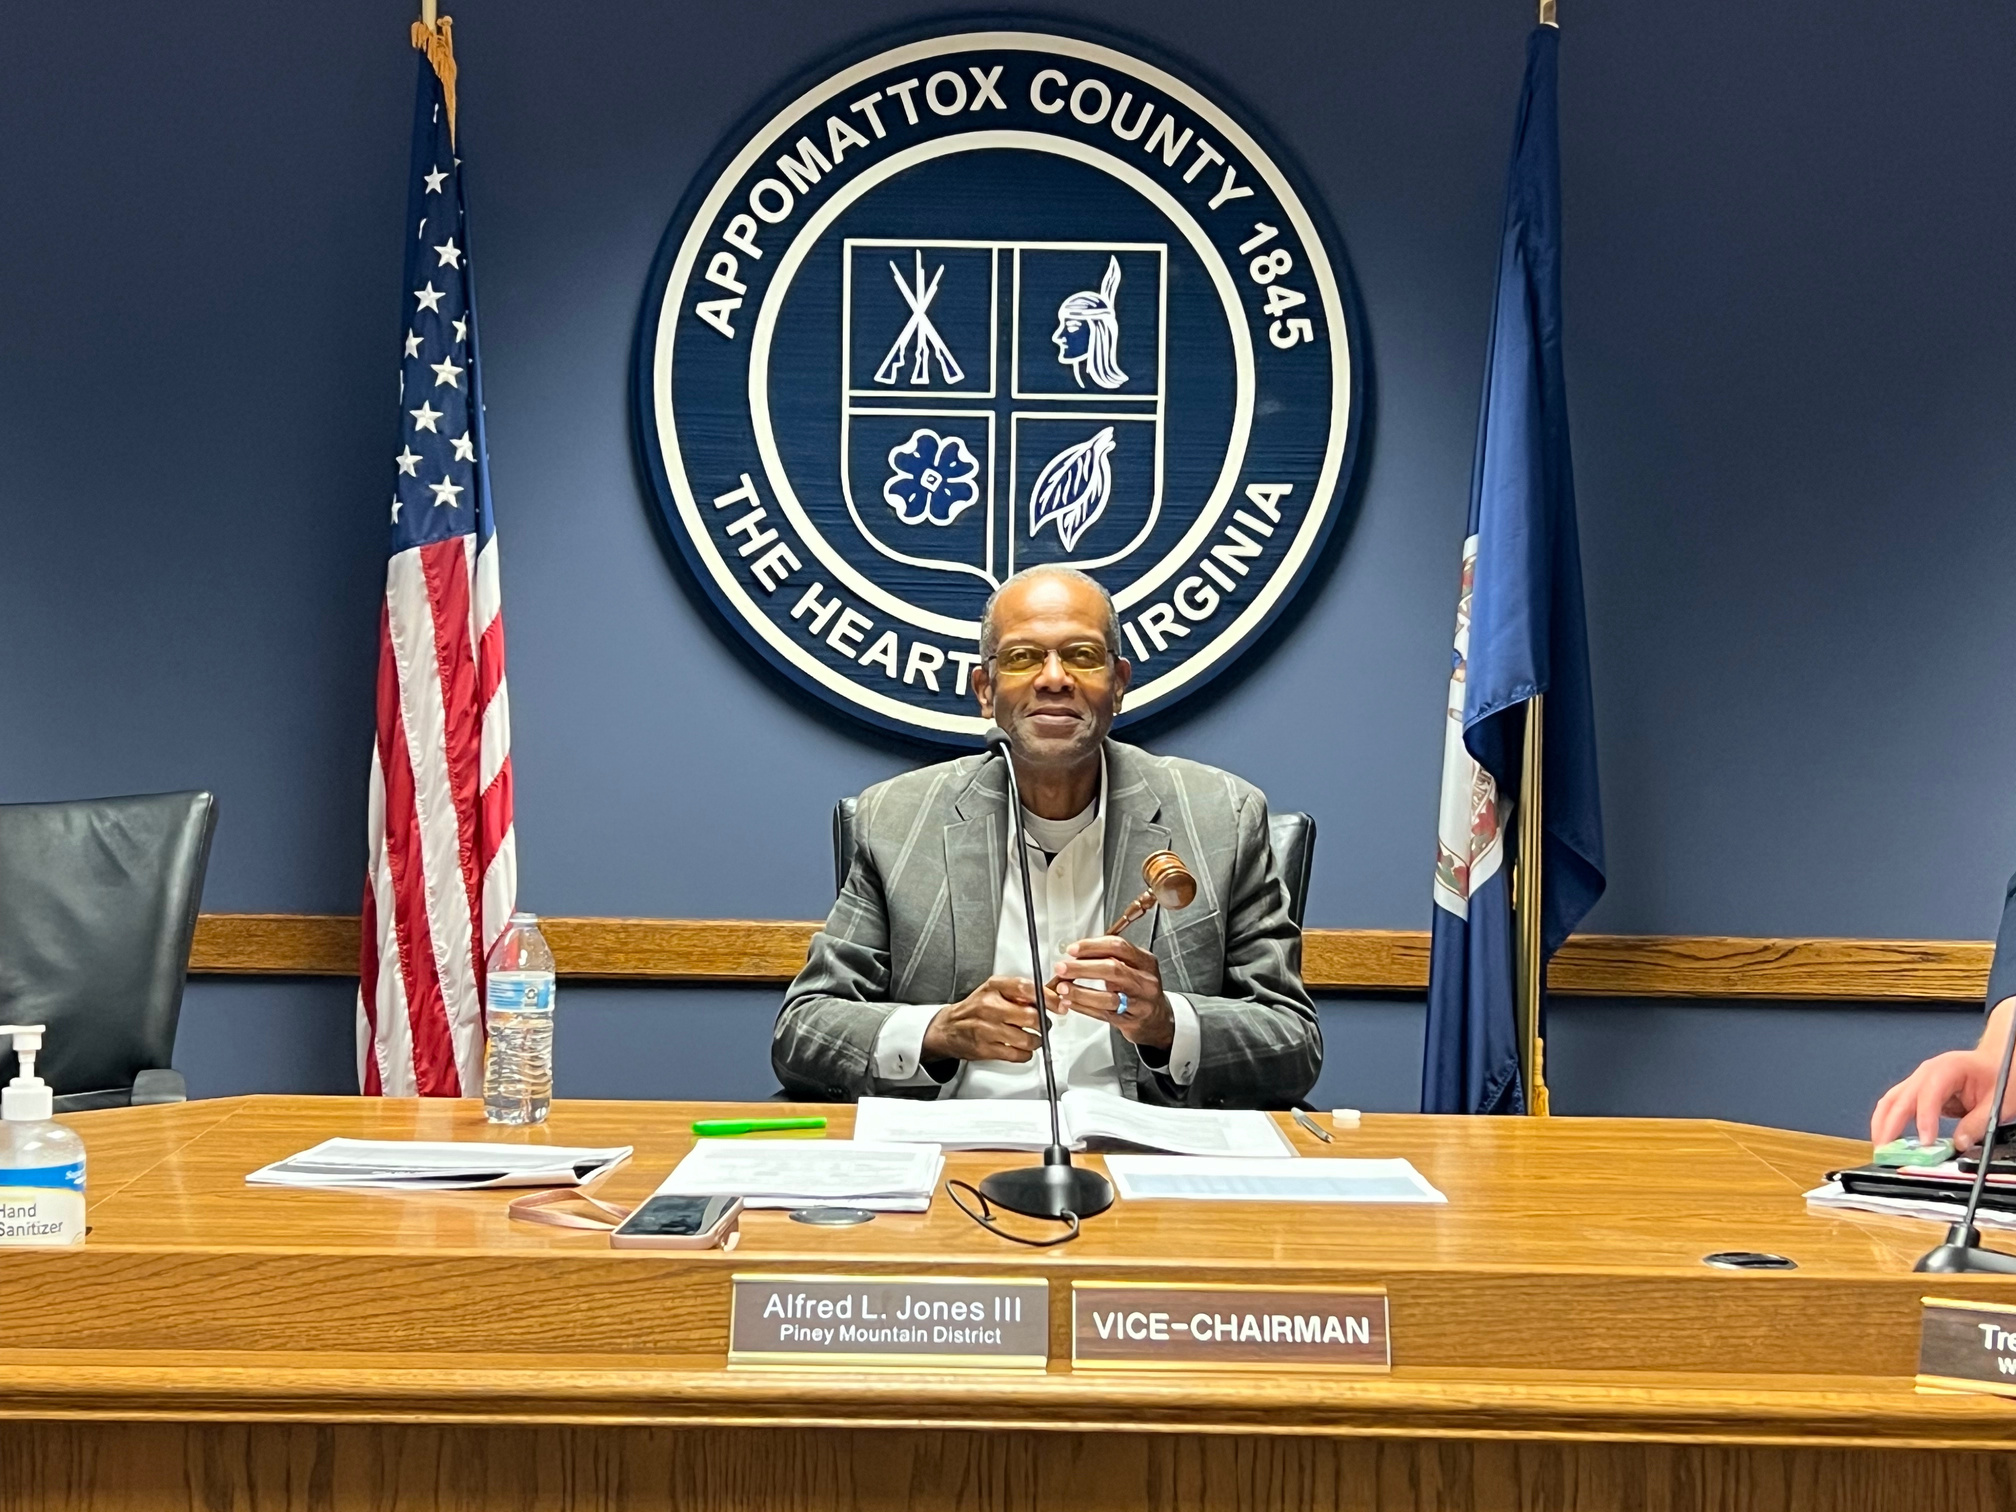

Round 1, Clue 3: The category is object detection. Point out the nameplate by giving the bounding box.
[1918,1297,2016,1398]
[729,1274,1049,1369]
[1072,1282,1390,1371]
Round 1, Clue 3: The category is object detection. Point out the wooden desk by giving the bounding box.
[2,1098,2012,1511]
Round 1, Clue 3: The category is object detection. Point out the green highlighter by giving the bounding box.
[1873,1135,1955,1167]
[691,1117,828,1137]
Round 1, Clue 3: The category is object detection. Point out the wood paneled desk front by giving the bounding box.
[1,1097,2012,1511]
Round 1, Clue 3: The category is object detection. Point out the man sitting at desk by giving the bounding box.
[772,565,1319,1107]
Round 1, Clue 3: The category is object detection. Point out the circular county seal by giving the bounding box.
[637,21,1363,742]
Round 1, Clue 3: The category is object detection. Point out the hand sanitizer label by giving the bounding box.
[0,1161,86,1246]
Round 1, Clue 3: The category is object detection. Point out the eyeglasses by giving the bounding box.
[989,642,1113,678]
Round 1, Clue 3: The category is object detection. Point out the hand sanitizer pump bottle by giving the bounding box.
[0,1025,86,1246]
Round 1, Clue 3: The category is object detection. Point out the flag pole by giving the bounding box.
[1524,0,1556,1114]
[1516,693,1549,1114]
[421,0,437,26]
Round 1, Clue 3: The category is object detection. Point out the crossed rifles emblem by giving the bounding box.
[874,250,964,388]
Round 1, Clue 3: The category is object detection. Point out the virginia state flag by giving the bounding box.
[1422,24,1606,1115]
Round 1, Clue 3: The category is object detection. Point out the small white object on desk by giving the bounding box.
[663,1138,944,1212]
[1331,1109,1362,1127]
[246,1139,632,1191]
[1105,1155,1443,1204]
[853,1087,1292,1159]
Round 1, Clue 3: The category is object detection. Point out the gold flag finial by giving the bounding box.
[1539,0,1558,26]
[410,14,460,142]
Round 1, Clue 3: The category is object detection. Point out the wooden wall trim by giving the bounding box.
[191,914,359,976]
[187,914,1994,1004]
[1546,934,1991,1003]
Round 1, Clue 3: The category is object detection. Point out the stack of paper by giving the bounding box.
[852,1087,1293,1158]
[246,1139,633,1191]
[1833,1160,2016,1213]
[1806,1179,2016,1231]
[1104,1155,1446,1204]
[663,1138,944,1211]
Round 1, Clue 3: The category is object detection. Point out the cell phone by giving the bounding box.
[609,1193,742,1250]
[1955,1147,2016,1176]
[1939,1123,2016,1175]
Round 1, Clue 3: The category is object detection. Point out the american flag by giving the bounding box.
[358,17,515,1097]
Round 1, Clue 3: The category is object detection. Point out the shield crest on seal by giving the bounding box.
[840,238,1166,589]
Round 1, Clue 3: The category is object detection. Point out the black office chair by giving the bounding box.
[832,796,1317,926]
[0,791,217,1111]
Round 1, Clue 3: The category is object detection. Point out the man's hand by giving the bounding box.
[1872,1048,2010,1151]
[1053,934,1173,1049]
[922,976,1043,1064]
[1872,1002,2016,1150]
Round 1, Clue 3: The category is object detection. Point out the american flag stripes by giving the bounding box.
[358,18,516,1097]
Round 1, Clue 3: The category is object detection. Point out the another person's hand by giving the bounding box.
[1871,1001,2016,1150]
[1053,934,1174,1049]
[923,976,1043,1063]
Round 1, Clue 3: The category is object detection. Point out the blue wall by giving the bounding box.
[5,1,2014,1137]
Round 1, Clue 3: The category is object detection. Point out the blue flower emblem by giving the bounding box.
[883,429,980,526]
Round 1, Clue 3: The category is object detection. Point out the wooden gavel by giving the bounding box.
[1107,849,1198,935]
[1044,849,1196,997]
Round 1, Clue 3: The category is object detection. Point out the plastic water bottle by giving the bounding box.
[483,913,556,1125]
[0,1024,86,1246]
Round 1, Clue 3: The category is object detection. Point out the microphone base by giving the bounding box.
[1916,1224,2016,1274]
[979,1148,1114,1221]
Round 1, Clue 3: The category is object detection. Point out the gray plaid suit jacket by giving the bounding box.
[772,740,1319,1107]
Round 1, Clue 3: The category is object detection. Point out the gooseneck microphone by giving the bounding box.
[976,725,1115,1222]
[1916,1002,2016,1274]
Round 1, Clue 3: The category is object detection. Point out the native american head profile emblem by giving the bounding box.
[1051,256,1128,390]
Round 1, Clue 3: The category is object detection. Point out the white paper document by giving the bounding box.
[246,1139,633,1191]
[1104,1155,1446,1204]
[663,1138,945,1211]
[852,1088,1293,1159]
[1805,1180,2016,1231]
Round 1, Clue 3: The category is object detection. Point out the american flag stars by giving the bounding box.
[391,142,479,534]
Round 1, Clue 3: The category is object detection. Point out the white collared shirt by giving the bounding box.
[874,757,1200,1095]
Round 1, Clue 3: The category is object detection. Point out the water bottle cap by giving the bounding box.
[510,911,538,924]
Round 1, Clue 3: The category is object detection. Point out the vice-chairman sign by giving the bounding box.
[637,23,1362,741]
